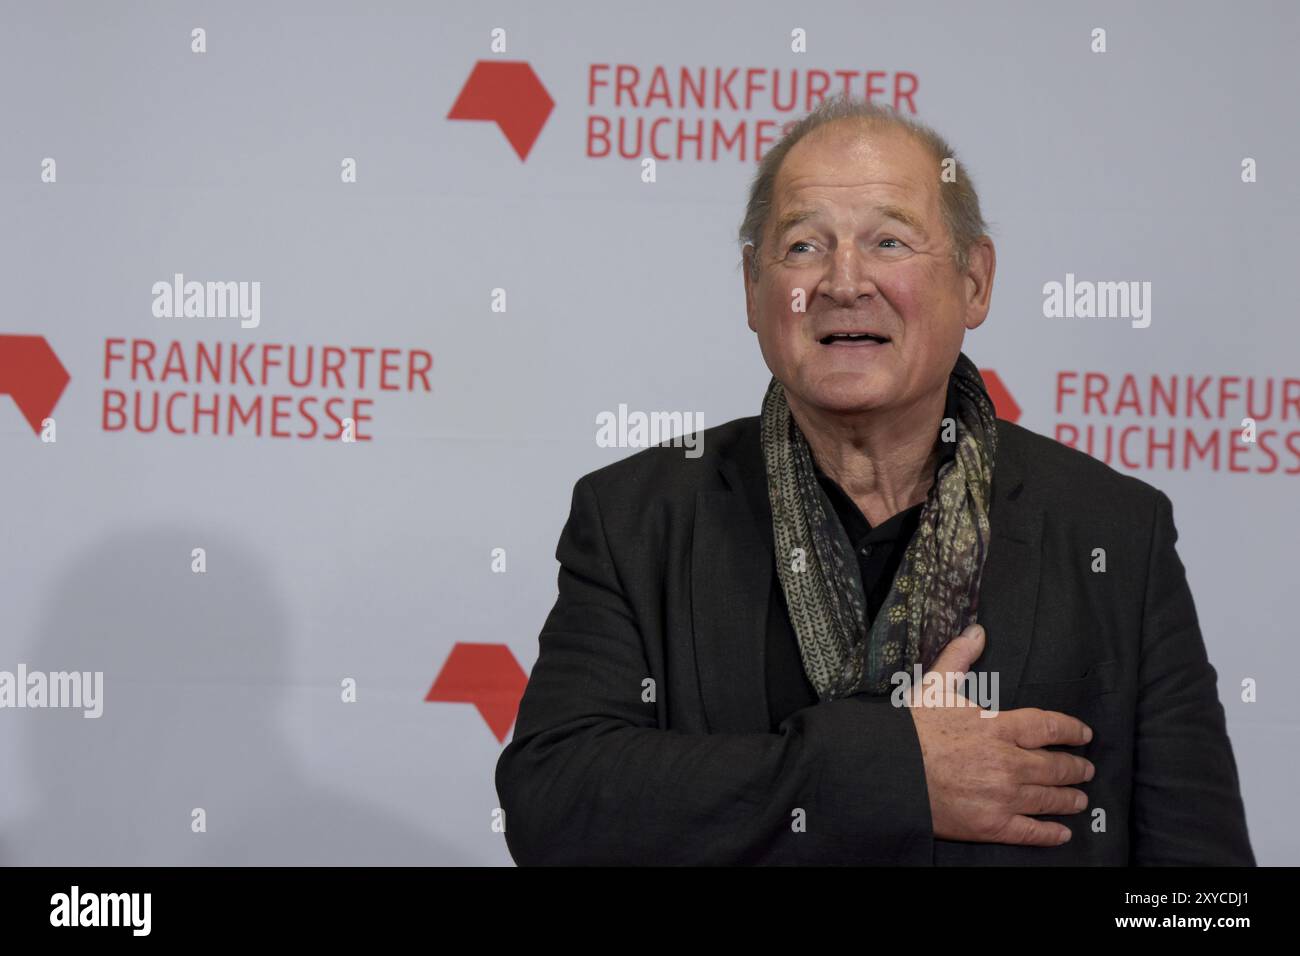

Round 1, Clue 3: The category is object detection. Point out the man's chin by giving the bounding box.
[788,382,900,417]
[816,398,895,416]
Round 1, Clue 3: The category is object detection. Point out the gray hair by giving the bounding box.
[738,93,990,279]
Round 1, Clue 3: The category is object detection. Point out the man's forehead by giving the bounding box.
[778,123,930,182]
[771,181,933,235]
[775,195,912,219]
[771,129,937,227]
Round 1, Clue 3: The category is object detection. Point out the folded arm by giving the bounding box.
[495,476,935,865]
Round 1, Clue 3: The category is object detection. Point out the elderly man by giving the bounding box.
[495,95,1254,865]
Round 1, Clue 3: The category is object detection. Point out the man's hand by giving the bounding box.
[906,624,1095,846]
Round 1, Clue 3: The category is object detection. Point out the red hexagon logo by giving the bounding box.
[425,642,528,742]
[448,61,555,161]
[0,335,70,435]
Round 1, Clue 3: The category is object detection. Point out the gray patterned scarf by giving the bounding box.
[761,352,998,700]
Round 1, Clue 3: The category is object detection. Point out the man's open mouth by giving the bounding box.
[819,332,890,345]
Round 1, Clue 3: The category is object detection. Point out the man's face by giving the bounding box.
[744,120,993,417]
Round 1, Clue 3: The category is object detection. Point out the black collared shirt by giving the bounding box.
[765,383,962,730]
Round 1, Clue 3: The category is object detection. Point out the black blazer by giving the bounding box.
[496,415,1255,865]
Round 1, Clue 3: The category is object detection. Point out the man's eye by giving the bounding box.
[879,238,903,248]
[788,241,813,254]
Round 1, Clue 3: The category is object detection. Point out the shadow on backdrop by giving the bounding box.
[2,526,456,865]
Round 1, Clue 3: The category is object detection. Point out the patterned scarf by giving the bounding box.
[760,352,998,700]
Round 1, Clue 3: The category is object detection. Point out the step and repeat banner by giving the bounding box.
[1,1,1295,865]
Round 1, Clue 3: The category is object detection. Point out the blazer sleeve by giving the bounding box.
[495,475,935,865]
[1130,489,1255,865]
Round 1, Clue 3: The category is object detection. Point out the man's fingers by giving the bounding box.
[911,624,986,706]
[1014,784,1089,817]
[1008,707,1094,749]
[926,623,985,676]
[1018,747,1095,788]
[990,814,1073,847]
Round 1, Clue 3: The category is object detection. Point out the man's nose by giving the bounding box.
[820,246,878,306]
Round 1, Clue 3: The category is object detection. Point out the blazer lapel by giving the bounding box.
[969,422,1043,711]
[689,416,1044,730]
[691,419,775,733]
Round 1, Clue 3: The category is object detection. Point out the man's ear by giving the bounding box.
[743,244,759,333]
[962,236,996,332]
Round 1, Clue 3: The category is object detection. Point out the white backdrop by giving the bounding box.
[1,0,1295,865]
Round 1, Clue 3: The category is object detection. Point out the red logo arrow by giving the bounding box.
[448,61,554,160]
[0,335,70,434]
[425,642,529,743]
[979,368,1021,423]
